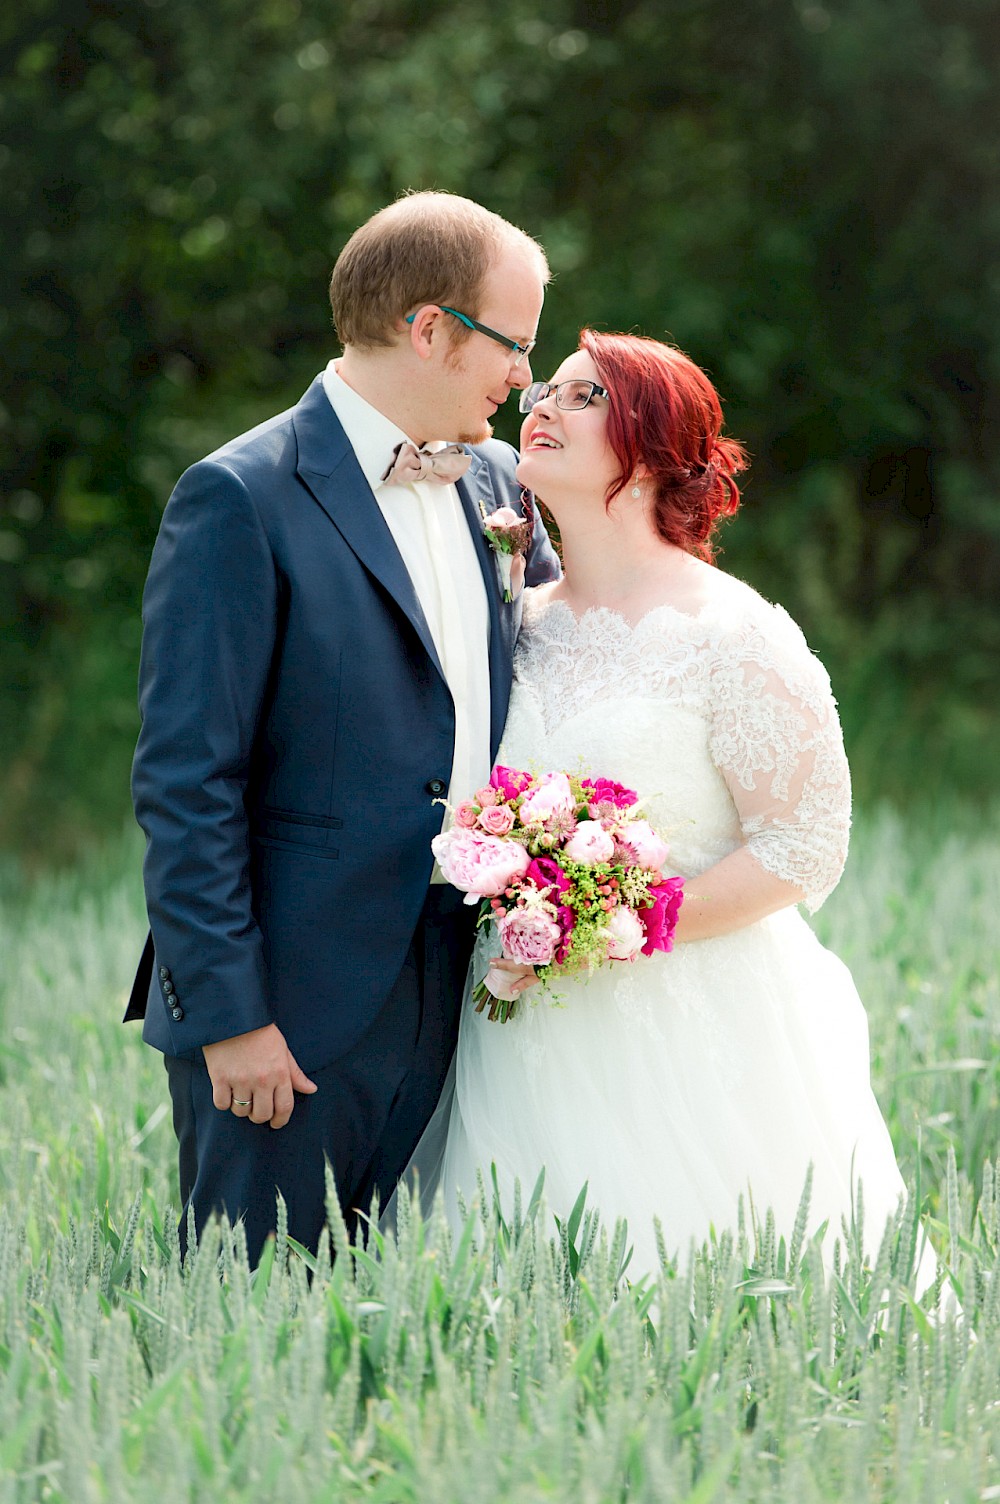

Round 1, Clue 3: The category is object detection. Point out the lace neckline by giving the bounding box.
[525,591,711,636]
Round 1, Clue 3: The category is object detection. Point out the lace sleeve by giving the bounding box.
[706,606,852,910]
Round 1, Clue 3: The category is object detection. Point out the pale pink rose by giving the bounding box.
[563,819,616,865]
[604,905,646,960]
[431,828,530,901]
[475,786,501,807]
[518,771,576,826]
[621,819,671,871]
[454,800,480,829]
[498,905,561,966]
[478,804,516,835]
[487,506,523,528]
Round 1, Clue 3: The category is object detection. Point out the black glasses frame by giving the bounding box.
[518,379,610,414]
[405,306,536,365]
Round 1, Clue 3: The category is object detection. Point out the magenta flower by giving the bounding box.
[581,777,638,811]
[639,877,685,956]
[525,855,571,896]
[490,765,533,801]
[553,904,576,963]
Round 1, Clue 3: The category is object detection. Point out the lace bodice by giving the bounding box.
[501,585,852,909]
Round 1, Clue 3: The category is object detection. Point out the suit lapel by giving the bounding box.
[292,378,446,684]
[293,376,518,752]
[457,456,515,754]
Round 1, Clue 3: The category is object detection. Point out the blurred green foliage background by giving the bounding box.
[3,0,999,861]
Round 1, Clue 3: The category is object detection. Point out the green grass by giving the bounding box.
[0,809,998,1501]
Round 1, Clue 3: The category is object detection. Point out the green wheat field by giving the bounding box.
[1,806,999,1502]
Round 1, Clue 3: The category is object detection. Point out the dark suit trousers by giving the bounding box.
[164,885,474,1265]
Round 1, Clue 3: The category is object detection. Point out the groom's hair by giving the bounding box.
[329,191,548,350]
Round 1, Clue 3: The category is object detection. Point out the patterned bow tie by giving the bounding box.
[380,441,472,487]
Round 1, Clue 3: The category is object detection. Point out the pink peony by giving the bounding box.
[564,819,616,865]
[639,877,685,956]
[523,859,576,961]
[454,800,479,829]
[431,828,531,902]
[518,771,576,826]
[478,803,516,836]
[490,764,533,801]
[498,904,562,966]
[620,819,671,872]
[604,904,646,961]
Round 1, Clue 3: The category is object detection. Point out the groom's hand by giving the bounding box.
[203,1023,318,1129]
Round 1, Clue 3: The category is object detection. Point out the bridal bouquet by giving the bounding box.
[431,766,684,1021]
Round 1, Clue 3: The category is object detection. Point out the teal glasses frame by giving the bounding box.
[405,306,536,366]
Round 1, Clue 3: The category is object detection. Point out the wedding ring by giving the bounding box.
[232,1098,251,1107]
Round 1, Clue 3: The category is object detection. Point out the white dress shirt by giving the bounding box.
[321,361,493,845]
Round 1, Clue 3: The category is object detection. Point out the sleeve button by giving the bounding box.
[158,966,171,980]
[171,1005,184,1021]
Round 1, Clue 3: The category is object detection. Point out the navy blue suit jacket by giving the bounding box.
[128,374,560,1071]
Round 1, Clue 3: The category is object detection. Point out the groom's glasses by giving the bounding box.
[405,306,536,366]
[518,379,610,414]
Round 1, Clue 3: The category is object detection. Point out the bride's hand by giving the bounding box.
[484,957,539,1001]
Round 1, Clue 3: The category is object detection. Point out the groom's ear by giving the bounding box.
[405,305,446,363]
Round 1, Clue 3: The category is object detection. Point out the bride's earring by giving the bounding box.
[631,474,642,499]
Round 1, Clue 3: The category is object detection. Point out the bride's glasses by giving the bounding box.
[518,379,610,414]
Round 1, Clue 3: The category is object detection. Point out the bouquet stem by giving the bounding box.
[472,980,519,1024]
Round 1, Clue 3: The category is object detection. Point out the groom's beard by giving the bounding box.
[457,420,494,446]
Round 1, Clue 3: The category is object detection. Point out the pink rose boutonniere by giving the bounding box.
[481,491,535,603]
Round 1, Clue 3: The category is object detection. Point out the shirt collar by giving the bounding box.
[321,360,415,493]
[321,359,459,494]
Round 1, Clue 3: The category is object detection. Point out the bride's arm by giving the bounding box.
[697,604,852,937]
[671,847,805,942]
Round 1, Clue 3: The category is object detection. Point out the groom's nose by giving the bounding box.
[508,354,534,390]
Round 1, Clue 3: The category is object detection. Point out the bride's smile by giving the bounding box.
[515,350,620,507]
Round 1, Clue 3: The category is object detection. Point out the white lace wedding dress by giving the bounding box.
[429,582,926,1276]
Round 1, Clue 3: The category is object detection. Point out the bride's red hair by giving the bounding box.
[580,330,747,562]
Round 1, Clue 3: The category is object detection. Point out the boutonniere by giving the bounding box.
[480,490,534,603]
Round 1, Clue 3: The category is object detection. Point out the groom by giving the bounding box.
[126,191,559,1262]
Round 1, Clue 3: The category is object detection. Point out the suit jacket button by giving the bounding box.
[426,779,446,796]
[162,980,175,997]
[171,1005,184,1021]
[159,966,170,980]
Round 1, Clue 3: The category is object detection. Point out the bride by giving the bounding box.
[420,330,930,1278]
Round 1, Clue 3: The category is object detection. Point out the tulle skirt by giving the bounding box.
[421,908,930,1280]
